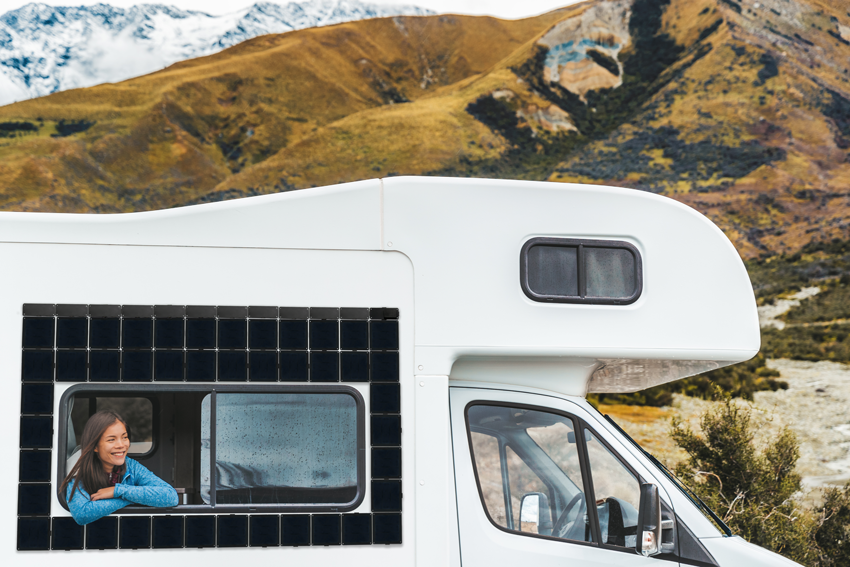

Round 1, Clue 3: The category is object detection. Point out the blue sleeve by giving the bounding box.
[114,460,178,508]
[66,480,132,526]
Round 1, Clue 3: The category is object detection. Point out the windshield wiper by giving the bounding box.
[602,413,733,537]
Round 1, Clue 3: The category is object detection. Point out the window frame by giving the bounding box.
[464,401,648,554]
[520,237,643,305]
[57,383,366,515]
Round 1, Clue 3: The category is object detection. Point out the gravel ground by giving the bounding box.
[605,358,850,504]
[756,359,850,492]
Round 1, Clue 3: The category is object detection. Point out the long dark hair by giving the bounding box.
[59,410,129,504]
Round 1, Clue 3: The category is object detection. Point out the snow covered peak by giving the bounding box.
[0,1,433,106]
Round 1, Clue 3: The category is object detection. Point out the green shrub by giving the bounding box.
[670,392,850,565]
[762,324,850,362]
[671,394,817,564]
[784,281,850,323]
[813,484,850,566]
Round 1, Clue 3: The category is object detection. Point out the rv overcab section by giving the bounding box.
[6,177,773,567]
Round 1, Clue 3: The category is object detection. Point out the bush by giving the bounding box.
[814,485,850,566]
[52,119,95,137]
[762,324,850,362]
[671,392,850,565]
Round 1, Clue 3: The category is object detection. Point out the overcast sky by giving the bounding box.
[0,0,582,20]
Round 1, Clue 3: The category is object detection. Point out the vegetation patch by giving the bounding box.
[697,18,724,42]
[783,277,850,323]
[555,125,785,192]
[0,121,38,138]
[747,238,850,300]
[429,94,583,180]
[466,95,533,147]
[753,53,779,86]
[823,89,850,148]
[586,49,619,76]
[718,0,742,14]
[671,394,850,565]
[762,323,850,362]
[52,119,95,137]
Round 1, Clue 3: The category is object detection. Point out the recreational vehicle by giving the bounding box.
[5,177,795,566]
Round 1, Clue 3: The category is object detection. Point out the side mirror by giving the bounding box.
[636,483,662,556]
[520,492,553,535]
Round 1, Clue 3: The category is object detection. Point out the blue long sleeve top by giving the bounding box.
[65,457,178,525]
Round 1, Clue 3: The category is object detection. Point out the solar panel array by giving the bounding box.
[18,304,402,550]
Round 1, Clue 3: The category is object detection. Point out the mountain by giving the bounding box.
[0,1,433,105]
[0,0,848,261]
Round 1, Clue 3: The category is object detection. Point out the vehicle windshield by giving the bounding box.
[601,413,732,536]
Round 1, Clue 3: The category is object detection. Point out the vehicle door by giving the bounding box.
[450,386,678,566]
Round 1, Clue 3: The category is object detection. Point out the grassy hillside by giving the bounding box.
[0,10,570,212]
[0,0,849,263]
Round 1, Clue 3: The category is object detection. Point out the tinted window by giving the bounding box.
[521,238,641,304]
[201,392,358,505]
[585,247,636,298]
[526,245,578,297]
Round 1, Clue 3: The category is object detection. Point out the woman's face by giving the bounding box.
[94,420,129,471]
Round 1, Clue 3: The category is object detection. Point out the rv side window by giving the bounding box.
[58,385,365,513]
[520,238,642,305]
[200,392,358,505]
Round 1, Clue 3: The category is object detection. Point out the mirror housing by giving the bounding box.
[636,483,662,556]
[520,492,553,535]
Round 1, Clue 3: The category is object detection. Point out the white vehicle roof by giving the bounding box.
[0,176,759,396]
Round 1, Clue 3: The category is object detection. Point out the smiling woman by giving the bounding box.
[58,410,178,525]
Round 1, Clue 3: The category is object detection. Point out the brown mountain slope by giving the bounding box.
[0,10,570,212]
[0,0,849,261]
[549,0,850,258]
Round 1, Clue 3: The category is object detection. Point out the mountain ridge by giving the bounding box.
[0,0,433,105]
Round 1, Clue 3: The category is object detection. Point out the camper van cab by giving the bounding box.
[6,177,795,566]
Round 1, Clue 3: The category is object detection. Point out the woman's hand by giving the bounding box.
[90,487,115,501]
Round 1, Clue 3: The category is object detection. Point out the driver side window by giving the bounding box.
[467,405,590,543]
[467,404,642,550]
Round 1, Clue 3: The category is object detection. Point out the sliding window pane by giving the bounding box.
[201,393,358,506]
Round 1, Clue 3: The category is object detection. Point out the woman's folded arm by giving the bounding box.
[66,483,132,526]
[115,459,179,507]
[114,482,178,507]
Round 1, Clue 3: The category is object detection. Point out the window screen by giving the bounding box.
[525,245,578,297]
[585,247,636,299]
[201,392,359,506]
[521,238,641,305]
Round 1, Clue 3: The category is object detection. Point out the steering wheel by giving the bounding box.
[552,492,587,540]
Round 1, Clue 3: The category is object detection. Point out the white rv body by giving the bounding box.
[1,177,790,566]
